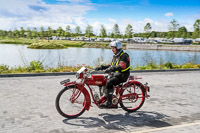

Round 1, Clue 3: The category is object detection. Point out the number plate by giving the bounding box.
[60,79,70,85]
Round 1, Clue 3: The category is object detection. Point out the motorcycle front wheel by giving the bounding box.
[120,83,145,112]
[56,85,86,118]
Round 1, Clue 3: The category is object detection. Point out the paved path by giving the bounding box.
[0,71,200,133]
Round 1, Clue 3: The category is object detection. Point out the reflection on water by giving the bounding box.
[0,44,200,68]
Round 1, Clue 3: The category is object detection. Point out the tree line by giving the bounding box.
[0,19,199,39]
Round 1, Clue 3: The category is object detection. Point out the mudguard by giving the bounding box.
[123,80,146,91]
[123,80,150,97]
[64,81,91,111]
[124,80,145,88]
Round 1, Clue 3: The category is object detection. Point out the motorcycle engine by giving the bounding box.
[112,95,118,105]
[99,86,107,96]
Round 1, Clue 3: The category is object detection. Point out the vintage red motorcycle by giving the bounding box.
[56,66,150,118]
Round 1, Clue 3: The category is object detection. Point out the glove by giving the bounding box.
[105,67,112,73]
[95,66,102,71]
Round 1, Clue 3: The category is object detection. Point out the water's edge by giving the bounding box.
[0,68,199,78]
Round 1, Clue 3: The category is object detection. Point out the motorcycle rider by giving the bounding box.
[95,41,130,108]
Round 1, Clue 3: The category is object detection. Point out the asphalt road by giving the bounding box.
[0,71,200,133]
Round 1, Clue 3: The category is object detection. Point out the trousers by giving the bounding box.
[106,72,130,92]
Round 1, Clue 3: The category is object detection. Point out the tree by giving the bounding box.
[177,26,187,38]
[168,19,179,38]
[8,30,14,38]
[144,23,152,33]
[56,26,65,37]
[125,24,133,38]
[40,26,45,38]
[112,24,121,38]
[193,19,200,30]
[85,25,93,38]
[25,28,32,38]
[99,25,107,38]
[47,27,53,37]
[187,32,192,38]
[46,27,53,41]
[65,25,71,37]
[192,29,200,39]
[74,26,82,37]
[193,19,200,38]
[150,31,157,38]
[0,30,8,37]
[13,28,20,38]
[20,27,25,37]
[32,27,38,38]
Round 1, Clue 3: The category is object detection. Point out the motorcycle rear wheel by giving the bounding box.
[120,83,145,112]
[56,85,86,118]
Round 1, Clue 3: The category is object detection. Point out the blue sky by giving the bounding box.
[0,0,199,33]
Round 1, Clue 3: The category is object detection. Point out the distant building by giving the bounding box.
[173,38,185,44]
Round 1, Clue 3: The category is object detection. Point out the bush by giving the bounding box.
[165,62,173,69]
[27,61,44,72]
[181,63,194,69]
[0,65,9,74]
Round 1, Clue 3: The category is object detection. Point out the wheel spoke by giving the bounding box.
[56,85,86,118]
[120,83,145,112]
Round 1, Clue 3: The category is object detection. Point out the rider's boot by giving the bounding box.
[99,90,117,108]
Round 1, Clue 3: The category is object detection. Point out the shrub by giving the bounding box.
[181,63,194,69]
[0,65,9,74]
[165,62,173,69]
[27,61,44,72]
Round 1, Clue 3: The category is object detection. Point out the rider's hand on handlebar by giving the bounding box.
[105,68,112,73]
[95,66,102,71]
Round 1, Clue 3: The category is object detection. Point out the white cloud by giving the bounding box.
[165,12,174,17]
[57,0,91,2]
[0,0,195,33]
[0,0,94,30]
[144,18,153,23]
[108,18,117,24]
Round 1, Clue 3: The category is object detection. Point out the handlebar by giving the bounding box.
[85,67,111,78]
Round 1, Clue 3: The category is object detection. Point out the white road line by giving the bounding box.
[131,121,200,133]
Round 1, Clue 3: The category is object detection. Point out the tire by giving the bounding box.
[56,85,86,118]
[120,83,145,112]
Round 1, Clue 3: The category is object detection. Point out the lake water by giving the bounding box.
[0,44,200,68]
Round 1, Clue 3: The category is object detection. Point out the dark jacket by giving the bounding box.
[101,50,130,81]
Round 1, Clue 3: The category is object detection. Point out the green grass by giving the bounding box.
[28,41,111,49]
[0,61,85,74]
[133,62,200,70]
[28,41,67,49]
[0,38,38,45]
[0,37,122,49]
[0,61,200,74]
[26,40,112,49]
[191,43,200,45]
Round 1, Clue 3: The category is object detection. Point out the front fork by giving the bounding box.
[65,82,91,111]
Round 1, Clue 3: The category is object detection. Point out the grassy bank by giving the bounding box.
[0,61,199,74]
[192,43,200,45]
[0,38,125,49]
[134,62,200,70]
[28,40,113,49]
[0,61,85,74]
[0,38,38,45]
[0,38,86,48]
[28,40,86,49]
